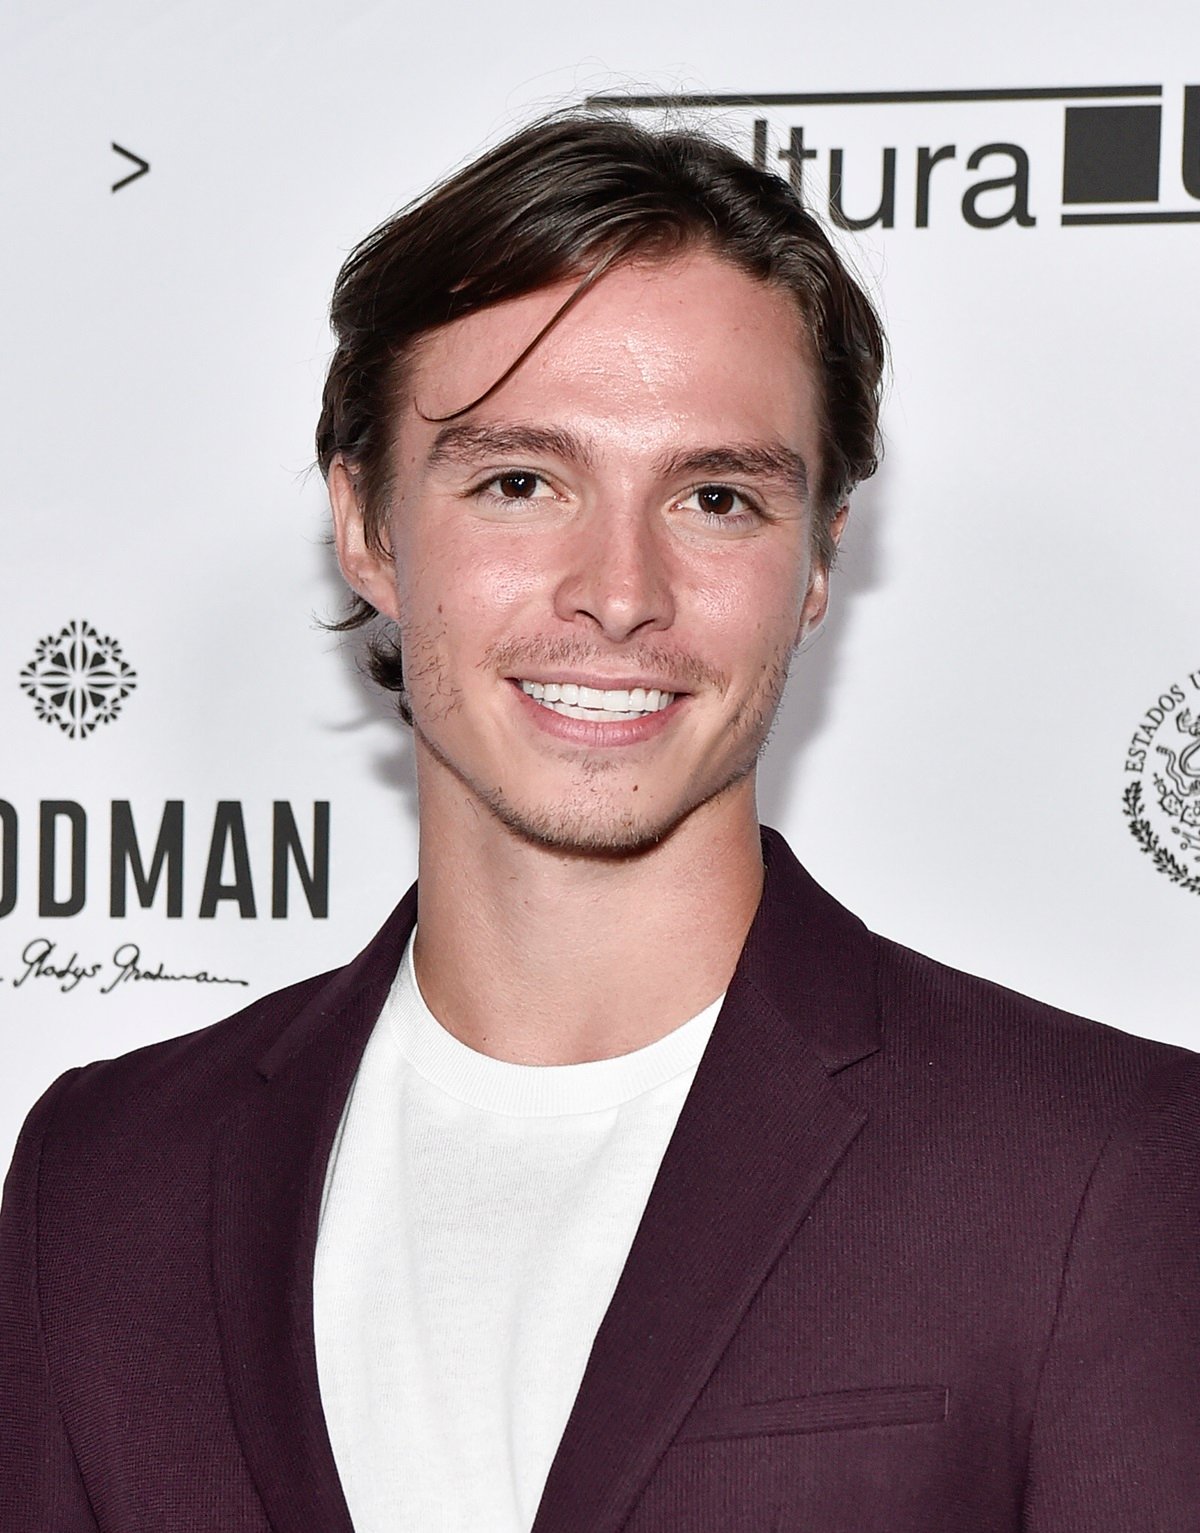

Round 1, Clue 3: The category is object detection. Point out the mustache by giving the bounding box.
[482,636,728,693]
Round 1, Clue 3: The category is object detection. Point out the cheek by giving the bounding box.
[691,552,810,652]
[397,527,546,655]
[468,544,546,612]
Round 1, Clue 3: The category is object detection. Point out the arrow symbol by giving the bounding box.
[111,142,150,193]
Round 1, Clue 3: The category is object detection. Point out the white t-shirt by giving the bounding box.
[313,933,722,1533]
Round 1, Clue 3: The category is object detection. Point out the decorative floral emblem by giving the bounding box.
[1123,669,1200,898]
[20,621,138,739]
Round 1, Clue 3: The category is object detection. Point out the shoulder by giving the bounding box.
[868,929,1199,1160]
[0,966,342,1259]
[12,967,338,1165]
[756,828,1195,1120]
[15,887,417,1165]
[90,964,337,1094]
[872,929,1192,1076]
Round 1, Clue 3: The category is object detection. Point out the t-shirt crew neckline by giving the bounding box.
[386,932,724,1119]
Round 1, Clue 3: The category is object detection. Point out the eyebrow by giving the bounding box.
[426,422,596,471]
[426,421,808,499]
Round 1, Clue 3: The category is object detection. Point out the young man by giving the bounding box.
[2,115,1198,1533]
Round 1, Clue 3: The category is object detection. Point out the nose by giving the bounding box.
[551,502,676,642]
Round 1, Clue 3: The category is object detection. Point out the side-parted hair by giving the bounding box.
[316,111,886,717]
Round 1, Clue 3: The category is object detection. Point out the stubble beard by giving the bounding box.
[412,641,796,859]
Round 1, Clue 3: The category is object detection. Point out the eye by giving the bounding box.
[678,483,760,525]
[479,470,555,501]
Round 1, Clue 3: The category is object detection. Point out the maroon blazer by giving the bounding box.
[3,828,1199,1531]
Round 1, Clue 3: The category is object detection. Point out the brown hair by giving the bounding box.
[316,110,886,716]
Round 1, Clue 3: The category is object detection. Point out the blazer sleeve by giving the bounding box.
[1021,1050,1200,1530]
[0,1069,100,1533]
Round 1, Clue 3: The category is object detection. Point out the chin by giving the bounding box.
[479,761,759,860]
[487,798,675,857]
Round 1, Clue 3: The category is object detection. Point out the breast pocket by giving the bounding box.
[674,1384,949,1443]
[624,1386,953,1533]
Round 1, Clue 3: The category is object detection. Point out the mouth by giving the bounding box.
[514,678,678,722]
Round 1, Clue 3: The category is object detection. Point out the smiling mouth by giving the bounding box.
[516,679,677,721]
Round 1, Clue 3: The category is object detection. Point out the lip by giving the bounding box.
[508,678,685,746]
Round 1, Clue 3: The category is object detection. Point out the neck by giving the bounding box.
[410,750,765,1065]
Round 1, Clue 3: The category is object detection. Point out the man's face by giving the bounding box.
[334,248,838,855]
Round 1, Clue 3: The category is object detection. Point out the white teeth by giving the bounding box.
[516,678,676,718]
[549,703,632,721]
[579,685,632,710]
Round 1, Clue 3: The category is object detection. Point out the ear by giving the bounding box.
[796,502,850,644]
[328,456,402,622]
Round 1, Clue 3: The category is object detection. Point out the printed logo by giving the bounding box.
[588,82,1200,230]
[20,620,138,739]
[1123,666,1200,898]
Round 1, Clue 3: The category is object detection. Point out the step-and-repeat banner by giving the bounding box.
[2,1,1196,1161]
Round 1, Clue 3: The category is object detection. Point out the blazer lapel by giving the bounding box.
[209,888,417,1533]
[532,829,881,1533]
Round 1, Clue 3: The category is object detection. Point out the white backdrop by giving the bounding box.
[1,0,1197,1165]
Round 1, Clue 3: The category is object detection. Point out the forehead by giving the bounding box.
[402,251,822,466]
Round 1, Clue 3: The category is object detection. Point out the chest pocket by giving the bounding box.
[623,1386,952,1533]
[674,1384,948,1442]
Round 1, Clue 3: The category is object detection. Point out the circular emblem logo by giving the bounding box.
[1123,666,1200,898]
[19,620,138,739]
